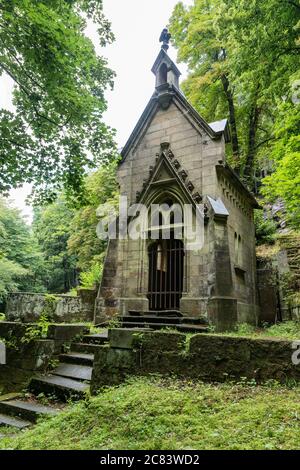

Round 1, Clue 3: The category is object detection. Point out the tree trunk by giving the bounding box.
[220,74,240,167]
[244,99,261,181]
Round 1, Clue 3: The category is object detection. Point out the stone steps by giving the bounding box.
[53,363,93,381]
[0,413,32,429]
[82,333,109,345]
[0,328,104,434]
[29,375,89,401]
[128,310,183,318]
[120,321,209,333]
[60,352,94,366]
[0,399,59,424]
[177,324,209,333]
[71,342,104,354]
[121,315,208,325]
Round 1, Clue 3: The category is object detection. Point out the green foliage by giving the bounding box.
[106,318,122,329]
[0,197,46,299]
[262,101,300,227]
[30,162,118,293]
[221,321,300,340]
[21,311,52,345]
[1,377,300,450]
[32,197,77,293]
[79,263,103,290]
[0,313,5,321]
[254,210,277,245]
[265,322,300,340]
[0,0,117,203]
[0,160,118,295]
[0,258,27,299]
[67,161,119,272]
[169,0,300,181]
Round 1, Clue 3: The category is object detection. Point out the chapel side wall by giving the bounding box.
[201,136,225,198]
[216,174,258,324]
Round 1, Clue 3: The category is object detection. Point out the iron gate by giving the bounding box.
[147,239,184,310]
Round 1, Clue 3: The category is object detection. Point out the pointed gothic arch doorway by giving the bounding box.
[147,238,184,311]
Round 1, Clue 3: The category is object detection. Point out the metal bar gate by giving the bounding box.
[148,239,184,311]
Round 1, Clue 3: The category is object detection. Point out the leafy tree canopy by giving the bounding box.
[31,161,119,293]
[262,100,300,227]
[32,196,77,293]
[0,0,117,204]
[0,197,46,298]
[169,0,300,180]
[67,160,119,272]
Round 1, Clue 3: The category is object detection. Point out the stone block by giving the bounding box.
[0,322,28,339]
[139,331,186,353]
[139,350,187,375]
[189,334,251,362]
[6,339,56,371]
[208,297,238,332]
[91,345,139,392]
[109,328,148,350]
[47,324,88,341]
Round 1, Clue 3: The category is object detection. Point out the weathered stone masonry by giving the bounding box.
[96,36,260,330]
[91,329,300,392]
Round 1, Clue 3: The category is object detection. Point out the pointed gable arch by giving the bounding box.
[135,144,203,209]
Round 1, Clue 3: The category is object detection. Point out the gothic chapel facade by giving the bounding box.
[95,31,260,331]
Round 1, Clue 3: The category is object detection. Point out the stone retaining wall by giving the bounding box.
[5,289,97,323]
[91,329,300,393]
[0,322,88,393]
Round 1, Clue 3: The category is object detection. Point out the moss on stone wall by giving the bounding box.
[91,329,300,394]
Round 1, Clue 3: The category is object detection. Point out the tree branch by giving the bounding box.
[0,61,31,96]
[254,137,275,150]
[3,138,31,151]
[2,42,46,93]
[0,62,65,128]
[285,0,300,11]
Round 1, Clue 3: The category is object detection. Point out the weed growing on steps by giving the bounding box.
[21,312,51,345]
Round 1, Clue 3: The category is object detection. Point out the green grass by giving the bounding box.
[1,377,300,450]
[221,321,300,340]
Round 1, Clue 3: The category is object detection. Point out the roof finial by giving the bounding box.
[159,27,171,51]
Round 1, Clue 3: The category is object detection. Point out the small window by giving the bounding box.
[234,232,242,265]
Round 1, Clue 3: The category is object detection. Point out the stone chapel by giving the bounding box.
[95,30,260,331]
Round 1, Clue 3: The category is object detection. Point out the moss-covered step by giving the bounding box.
[53,363,92,381]
[0,399,59,423]
[59,352,94,366]
[0,413,31,429]
[29,375,89,401]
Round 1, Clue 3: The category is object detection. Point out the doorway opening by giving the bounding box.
[147,239,184,311]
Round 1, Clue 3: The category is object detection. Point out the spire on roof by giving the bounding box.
[159,27,171,51]
[152,28,181,93]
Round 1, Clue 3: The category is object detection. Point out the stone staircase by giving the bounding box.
[0,320,207,435]
[117,310,209,333]
[0,331,109,435]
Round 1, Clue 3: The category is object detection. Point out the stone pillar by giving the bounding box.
[206,203,237,332]
[94,238,122,324]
